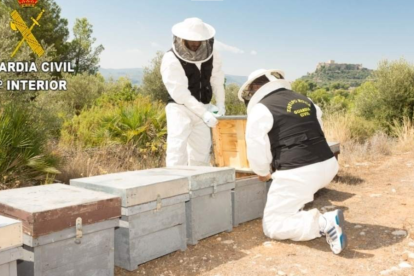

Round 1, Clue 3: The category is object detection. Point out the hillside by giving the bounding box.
[99,68,144,85]
[99,68,247,87]
[300,60,373,87]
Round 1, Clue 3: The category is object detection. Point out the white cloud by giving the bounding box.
[250,50,258,55]
[215,40,244,54]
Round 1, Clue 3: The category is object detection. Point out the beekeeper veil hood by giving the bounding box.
[172,18,215,63]
[238,69,292,114]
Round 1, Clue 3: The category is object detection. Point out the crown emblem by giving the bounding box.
[17,0,38,8]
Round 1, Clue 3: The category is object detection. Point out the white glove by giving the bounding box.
[216,102,226,117]
[202,111,218,128]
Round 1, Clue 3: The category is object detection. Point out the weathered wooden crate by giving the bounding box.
[151,166,235,245]
[71,170,189,271]
[0,216,23,276]
[212,116,341,226]
[0,184,121,276]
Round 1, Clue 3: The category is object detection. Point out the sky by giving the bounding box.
[56,0,414,80]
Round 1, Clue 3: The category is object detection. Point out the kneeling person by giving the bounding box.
[239,69,347,254]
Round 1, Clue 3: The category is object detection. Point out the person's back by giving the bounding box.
[259,88,333,171]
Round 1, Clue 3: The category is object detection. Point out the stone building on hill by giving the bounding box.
[316,60,363,71]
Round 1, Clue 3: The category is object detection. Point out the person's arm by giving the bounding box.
[246,103,274,178]
[210,51,225,115]
[161,52,207,118]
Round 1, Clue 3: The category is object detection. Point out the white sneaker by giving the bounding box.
[322,209,348,254]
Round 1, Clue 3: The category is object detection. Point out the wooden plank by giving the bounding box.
[237,120,249,168]
[221,133,238,152]
[211,124,224,167]
[0,184,121,238]
[222,151,244,169]
[217,120,238,134]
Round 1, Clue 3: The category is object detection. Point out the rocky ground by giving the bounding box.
[116,150,414,276]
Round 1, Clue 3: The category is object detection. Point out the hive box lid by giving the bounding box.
[0,184,121,238]
[0,215,22,252]
[71,170,189,207]
[328,141,340,155]
[151,166,235,191]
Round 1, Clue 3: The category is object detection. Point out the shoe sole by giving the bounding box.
[335,210,348,253]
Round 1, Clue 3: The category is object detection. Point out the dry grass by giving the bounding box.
[391,117,414,153]
[338,133,393,165]
[324,113,413,165]
[54,144,165,184]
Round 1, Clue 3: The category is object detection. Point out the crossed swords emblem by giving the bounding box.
[10,9,45,58]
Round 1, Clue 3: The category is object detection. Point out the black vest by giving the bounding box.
[168,50,214,104]
[259,89,334,171]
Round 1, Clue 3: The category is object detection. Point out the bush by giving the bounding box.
[224,83,246,115]
[355,59,414,129]
[141,51,169,103]
[323,112,380,143]
[95,77,139,106]
[292,80,310,96]
[308,88,331,108]
[61,95,167,155]
[0,104,60,190]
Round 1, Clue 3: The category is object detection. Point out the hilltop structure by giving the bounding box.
[301,60,372,87]
[316,60,363,71]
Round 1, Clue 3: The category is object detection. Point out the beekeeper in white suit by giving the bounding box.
[161,18,225,166]
[238,69,348,254]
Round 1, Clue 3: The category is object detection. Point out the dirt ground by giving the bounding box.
[116,150,414,276]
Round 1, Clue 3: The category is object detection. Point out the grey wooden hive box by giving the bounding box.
[232,176,267,227]
[0,216,23,276]
[152,166,235,245]
[70,170,190,271]
[0,184,121,276]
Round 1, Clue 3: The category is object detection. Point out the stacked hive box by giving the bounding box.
[212,116,341,226]
[71,170,189,271]
[0,184,121,276]
[0,216,23,276]
[149,167,235,245]
[211,116,268,226]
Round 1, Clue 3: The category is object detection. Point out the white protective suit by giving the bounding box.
[242,70,339,241]
[161,18,225,167]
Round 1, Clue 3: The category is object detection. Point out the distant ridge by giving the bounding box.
[99,68,246,87]
[300,60,373,87]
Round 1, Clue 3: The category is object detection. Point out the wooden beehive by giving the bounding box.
[212,116,250,172]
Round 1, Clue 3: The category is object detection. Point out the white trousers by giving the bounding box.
[165,103,211,167]
[263,157,339,241]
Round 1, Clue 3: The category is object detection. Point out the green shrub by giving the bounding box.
[309,88,331,108]
[95,77,139,106]
[141,51,169,103]
[0,104,60,190]
[292,80,310,96]
[61,95,167,155]
[355,59,414,129]
[223,83,246,115]
[348,115,380,142]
